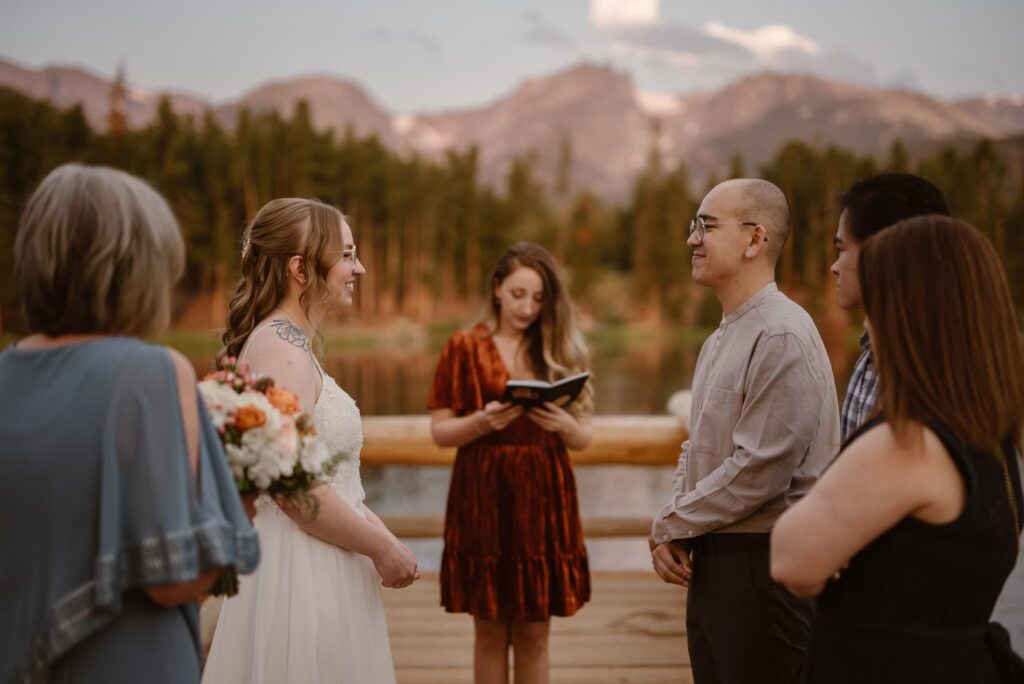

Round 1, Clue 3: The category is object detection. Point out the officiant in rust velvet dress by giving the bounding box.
[428,242,592,683]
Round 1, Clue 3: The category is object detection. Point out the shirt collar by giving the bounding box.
[859,330,872,352]
[722,282,779,326]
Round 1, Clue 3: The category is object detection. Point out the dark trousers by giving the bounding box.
[685,534,812,684]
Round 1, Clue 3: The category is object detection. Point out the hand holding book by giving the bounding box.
[524,401,578,434]
[477,401,525,433]
[500,372,589,409]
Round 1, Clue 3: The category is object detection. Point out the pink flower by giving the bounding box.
[274,415,299,455]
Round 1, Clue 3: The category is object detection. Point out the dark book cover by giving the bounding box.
[500,372,590,409]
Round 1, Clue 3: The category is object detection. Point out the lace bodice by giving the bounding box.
[314,373,366,509]
[241,320,366,515]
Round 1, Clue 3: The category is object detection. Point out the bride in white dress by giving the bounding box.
[203,198,418,683]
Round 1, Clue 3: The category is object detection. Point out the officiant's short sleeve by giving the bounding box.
[428,330,485,412]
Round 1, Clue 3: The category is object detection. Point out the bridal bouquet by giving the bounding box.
[200,356,344,594]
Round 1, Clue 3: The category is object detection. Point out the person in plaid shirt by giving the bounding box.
[831,173,950,442]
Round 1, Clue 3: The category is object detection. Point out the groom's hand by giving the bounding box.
[651,538,692,587]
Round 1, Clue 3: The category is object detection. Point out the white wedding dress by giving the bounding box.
[203,324,396,683]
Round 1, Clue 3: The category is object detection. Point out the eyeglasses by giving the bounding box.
[341,246,357,264]
[688,216,759,241]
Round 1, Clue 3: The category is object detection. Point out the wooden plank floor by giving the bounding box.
[383,572,692,684]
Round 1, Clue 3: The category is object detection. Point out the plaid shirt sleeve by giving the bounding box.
[840,333,879,443]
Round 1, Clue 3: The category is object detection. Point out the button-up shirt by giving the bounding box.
[840,331,879,443]
[652,283,841,543]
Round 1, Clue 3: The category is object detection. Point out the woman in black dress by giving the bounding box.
[771,215,1024,683]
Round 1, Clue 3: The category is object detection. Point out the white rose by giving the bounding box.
[198,380,242,427]
[248,441,287,488]
[274,445,296,478]
[300,437,331,474]
[247,462,273,490]
[224,442,255,468]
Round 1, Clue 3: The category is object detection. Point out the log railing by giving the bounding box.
[362,415,687,538]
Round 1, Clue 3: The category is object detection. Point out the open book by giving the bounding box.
[501,372,590,409]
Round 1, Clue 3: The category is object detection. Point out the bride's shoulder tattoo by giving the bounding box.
[270,320,311,352]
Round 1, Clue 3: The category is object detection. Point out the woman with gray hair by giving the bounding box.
[0,163,260,683]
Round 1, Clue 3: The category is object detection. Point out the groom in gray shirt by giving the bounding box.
[650,179,840,684]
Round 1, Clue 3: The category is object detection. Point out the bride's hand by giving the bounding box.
[394,542,421,589]
[372,537,419,589]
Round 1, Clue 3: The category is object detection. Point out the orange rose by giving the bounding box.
[265,386,301,415]
[234,404,267,431]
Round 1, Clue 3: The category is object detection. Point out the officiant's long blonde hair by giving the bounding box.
[478,242,594,415]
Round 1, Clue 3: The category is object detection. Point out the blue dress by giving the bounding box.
[0,337,260,683]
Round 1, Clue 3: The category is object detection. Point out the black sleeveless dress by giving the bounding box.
[803,417,1023,683]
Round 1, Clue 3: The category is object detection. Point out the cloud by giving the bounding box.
[703,21,820,59]
[610,21,748,60]
[523,10,577,52]
[590,0,660,30]
[588,2,877,87]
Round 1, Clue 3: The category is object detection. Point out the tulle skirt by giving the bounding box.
[202,504,396,683]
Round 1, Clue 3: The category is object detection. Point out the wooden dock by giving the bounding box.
[383,572,692,684]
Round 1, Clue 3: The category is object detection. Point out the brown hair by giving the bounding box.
[478,241,593,415]
[222,198,345,358]
[859,215,1024,453]
[15,163,184,337]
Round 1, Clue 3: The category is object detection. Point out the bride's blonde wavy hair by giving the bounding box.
[477,241,594,415]
[222,198,346,358]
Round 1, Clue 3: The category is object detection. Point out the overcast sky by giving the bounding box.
[2,0,1022,112]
